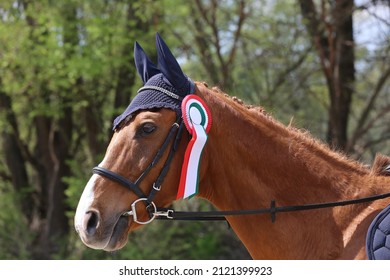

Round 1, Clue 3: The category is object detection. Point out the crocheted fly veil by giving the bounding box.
[113,33,195,130]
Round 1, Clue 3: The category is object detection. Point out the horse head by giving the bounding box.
[74,34,195,251]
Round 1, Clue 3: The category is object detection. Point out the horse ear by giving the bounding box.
[134,41,160,84]
[155,33,191,95]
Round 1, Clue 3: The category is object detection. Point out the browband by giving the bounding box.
[137,85,183,101]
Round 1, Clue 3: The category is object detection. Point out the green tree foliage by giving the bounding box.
[0,0,159,259]
[162,0,329,137]
[0,0,389,259]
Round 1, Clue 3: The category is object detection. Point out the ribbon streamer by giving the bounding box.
[177,95,212,199]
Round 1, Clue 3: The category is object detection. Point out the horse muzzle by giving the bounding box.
[75,208,130,251]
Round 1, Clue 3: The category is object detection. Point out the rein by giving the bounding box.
[157,191,390,223]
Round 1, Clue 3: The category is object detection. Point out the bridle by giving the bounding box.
[92,116,186,224]
[92,111,390,225]
[92,108,390,226]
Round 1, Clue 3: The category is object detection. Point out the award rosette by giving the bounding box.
[177,95,212,199]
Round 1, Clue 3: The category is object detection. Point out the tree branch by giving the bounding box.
[190,2,220,84]
[348,65,390,150]
[270,46,312,95]
[298,0,333,85]
[226,0,246,67]
[0,170,12,182]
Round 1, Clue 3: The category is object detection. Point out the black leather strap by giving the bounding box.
[92,166,146,198]
[92,119,183,212]
[156,191,390,222]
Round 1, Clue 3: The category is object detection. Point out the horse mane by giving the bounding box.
[371,154,390,176]
[196,81,370,175]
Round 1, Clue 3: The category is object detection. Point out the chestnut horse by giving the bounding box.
[75,34,390,259]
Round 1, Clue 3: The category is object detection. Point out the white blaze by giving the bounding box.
[74,174,98,231]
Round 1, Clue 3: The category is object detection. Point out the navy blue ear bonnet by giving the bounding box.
[113,33,195,130]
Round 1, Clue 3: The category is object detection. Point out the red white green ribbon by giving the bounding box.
[177,95,212,199]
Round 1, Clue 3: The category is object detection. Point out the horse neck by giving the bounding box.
[195,84,377,259]
[197,85,370,208]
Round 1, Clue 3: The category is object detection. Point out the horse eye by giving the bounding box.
[140,123,156,135]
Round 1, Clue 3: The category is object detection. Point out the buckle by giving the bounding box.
[155,209,174,219]
[152,182,161,191]
[167,209,174,219]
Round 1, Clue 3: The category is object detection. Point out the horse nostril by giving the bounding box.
[83,210,100,236]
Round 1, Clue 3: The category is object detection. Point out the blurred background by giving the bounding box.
[0,0,389,259]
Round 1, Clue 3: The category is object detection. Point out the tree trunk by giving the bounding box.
[0,86,33,223]
[112,2,151,121]
[23,1,76,258]
[190,0,246,91]
[299,0,355,151]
